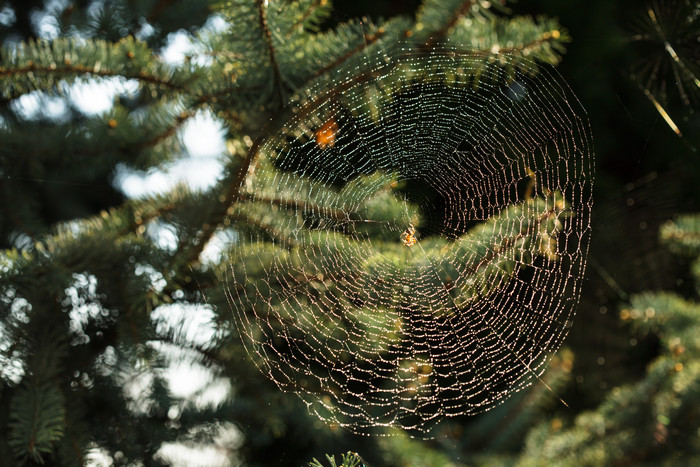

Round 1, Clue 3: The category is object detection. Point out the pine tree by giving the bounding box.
[0,0,577,465]
[513,214,700,466]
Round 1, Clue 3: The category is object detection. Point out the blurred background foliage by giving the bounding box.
[0,0,698,465]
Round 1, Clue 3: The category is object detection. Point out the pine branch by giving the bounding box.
[308,451,364,467]
[286,0,331,36]
[177,136,266,267]
[257,0,287,103]
[173,105,340,268]
[238,193,356,222]
[7,328,68,464]
[139,88,251,149]
[308,28,388,80]
[495,29,564,55]
[486,350,573,451]
[0,37,193,100]
[58,188,188,242]
[140,109,194,149]
[164,18,410,270]
[0,63,185,98]
[660,214,700,256]
[450,15,569,65]
[463,200,566,279]
[229,210,299,248]
[425,0,478,47]
[8,381,66,464]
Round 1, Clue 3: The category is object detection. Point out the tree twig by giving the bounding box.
[257,0,287,104]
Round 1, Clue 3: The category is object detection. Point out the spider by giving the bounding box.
[400,224,417,247]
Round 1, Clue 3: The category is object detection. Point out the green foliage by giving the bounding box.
[378,432,463,467]
[9,381,66,464]
[0,0,213,46]
[7,328,68,464]
[415,0,507,39]
[0,36,195,100]
[416,0,568,68]
[509,214,700,466]
[309,450,366,467]
[660,214,700,257]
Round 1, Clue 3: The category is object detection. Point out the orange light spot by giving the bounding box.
[671,344,685,357]
[108,119,118,128]
[315,118,339,149]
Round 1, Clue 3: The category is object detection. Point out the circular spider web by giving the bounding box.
[225,45,593,436]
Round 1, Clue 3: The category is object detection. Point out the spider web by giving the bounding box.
[629,0,699,147]
[224,45,594,436]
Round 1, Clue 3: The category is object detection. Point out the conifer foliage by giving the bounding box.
[0,0,577,464]
[517,215,700,465]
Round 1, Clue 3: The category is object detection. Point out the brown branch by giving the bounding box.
[229,211,298,248]
[309,28,386,81]
[139,84,256,150]
[286,0,325,36]
[194,85,260,108]
[141,111,193,149]
[425,0,478,48]
[123,201,179,236]
[422,2,561,55]
[179,139,266,267]
[494,31,562,55]
[257,0,287,102]
[461,204,563,281]
[237,193,356,222]
[0,64,186,91]
[296,28,426,118]
[167,106,281,269]
[414,32,563,66]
